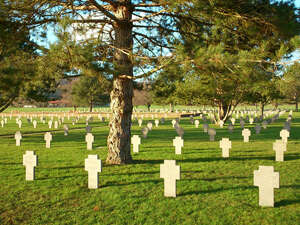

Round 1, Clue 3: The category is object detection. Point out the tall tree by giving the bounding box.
[281,62,300,112]
[71,76,111,112]
[170,0,300,122]
[8,0,300,164]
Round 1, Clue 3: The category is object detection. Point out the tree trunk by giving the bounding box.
[295,95,299,112]
[89,100,93,112]
[106,4,133,164]
[218,102,232,123]
[261,103,265,118]
[0,97,15,112]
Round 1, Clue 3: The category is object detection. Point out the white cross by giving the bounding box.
[249,118,254,124]
[231,118,236,125]
[84,155,102,189]
[54,121,58,129]
[171,119,176,128]
[280,129,289,143]
[155,119,159,127]
[17,120,22,129]
[44,132,52,148]
[131,135,141,153]
[15,131,22,146]
[219,138,232,158]
[138,119,143,127]
[242,129,251,142]
[160,160,180,197]
[273,140,287,162]
[254,166,279,207]
[147,122,153,131]
[173,136,183,154]
[1,120,4,127]
[23,151,38,181]
[48,120,53,129]
[219,120,224,128]
[195,120,199,128]
[33,120,37,128]
[85,133,94,150]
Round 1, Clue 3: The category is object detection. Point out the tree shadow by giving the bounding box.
[101,179,160,188]
[132,159,163,165]
[275,199,300,207]
[179,185,255,196]
[37,174,85,181]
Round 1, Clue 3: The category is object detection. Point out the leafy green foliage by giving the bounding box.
[71,76,111,111]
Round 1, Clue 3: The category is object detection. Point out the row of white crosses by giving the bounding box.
[21,151,280,206]
[22,151,102,189]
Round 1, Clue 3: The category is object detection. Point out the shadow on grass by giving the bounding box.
[182,176,250,181]
[132,159,163,165]
[179,185,256,196]
[177,156,275,163]
[275,199,300,207]
[37,174,85,180]
[101,179,160,188]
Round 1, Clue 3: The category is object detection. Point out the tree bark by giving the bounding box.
[218,102,232,123]
[106,3,133,164]
[261,103,265,118]
[296,100,298,112]
[89,100,93,112]
[0,97,15,112]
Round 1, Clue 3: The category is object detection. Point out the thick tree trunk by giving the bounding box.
[106,4,133,164]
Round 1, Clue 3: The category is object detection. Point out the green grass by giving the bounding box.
[0,112,299,225]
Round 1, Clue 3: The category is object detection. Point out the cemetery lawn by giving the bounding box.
[0,112,299,225]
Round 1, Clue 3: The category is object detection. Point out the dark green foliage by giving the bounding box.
[71,76,111,112]
[164,0,300,121]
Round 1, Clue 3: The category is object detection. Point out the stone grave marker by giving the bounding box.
[86,126,92,133]
[15,131,22,146]
[141,127,149,138]
[173,136,183,154]
[160,160,180,197]
[23,151,38,181]
[242,129,251,142]
[208,128,216,141]
[33,120,37,128]
[219,120,224,128]
[262,121,268,129]
[85,133,94,150]
[48,120,53,129]
[273,140,287,162]
[249,118,254,124]
[160,118,165,124]
[280,129,289,143]
[1,120,4,128]
[54,121,58,129]
[231,118,236,125]
[44,132,52,148]
[240,120,245,129]
[155,119,159,127]
[138,119,143,127]
[171,119,176,128]
[175,126,184,138]
[131,135,141,153]
[219,138,232,158]
[84,155,102,189]
[190,116,194,124]
[203,123,209,133]
[255,124,261,134]
[283,121,290,131]
[64,125,69,136]
[254,166,279,207]
[228,124,234,133]
[147,122,153,131]
[17,120,22,129]
[195,120,199,128]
